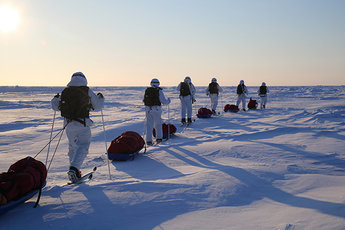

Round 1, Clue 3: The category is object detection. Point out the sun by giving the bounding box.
[0,5,20,33]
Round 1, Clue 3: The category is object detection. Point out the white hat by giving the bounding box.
[68,72,88,86]
[212,78,217,83]
[72,72,86,78]
[150,78,160,87]
[184,76,191,83]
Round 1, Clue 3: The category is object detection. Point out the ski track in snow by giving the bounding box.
[1,86,345,230]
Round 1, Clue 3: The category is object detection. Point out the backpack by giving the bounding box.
[224,104,239,113]
[237,84,244,94]
[197,107,213,118]
[259,86,267,95]
[143,87,161,106]
[180,82,191,96]
[153,123,177,139]
[59,86,91,121]
[107,131,145,161]
[209,82,219,94]
[0,157,47,206]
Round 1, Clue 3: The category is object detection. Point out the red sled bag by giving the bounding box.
[224,104,239,113]
[0,157,47,206]
[153,123,177,139]
[197,107,213,118]
[247,98,258,110]
[107,131,145,161]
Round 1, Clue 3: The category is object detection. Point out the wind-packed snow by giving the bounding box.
[1,85,345,230]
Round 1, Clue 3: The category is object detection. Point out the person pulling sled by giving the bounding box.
[205,77,223,115]
[236,80,248,111]
[143,78,171,145]
[177,76,196,124]
[258,82,269,109]
[51,72,104,183]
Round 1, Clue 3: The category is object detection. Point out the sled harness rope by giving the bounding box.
[32,121,70,208]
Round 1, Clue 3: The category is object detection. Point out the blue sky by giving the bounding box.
[1,0,344,86]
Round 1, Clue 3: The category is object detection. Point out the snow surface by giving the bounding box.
[0,85,345,230]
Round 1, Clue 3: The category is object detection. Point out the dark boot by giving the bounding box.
[68,166,81,183]
[181,118,186,124]
[187,118,192,124]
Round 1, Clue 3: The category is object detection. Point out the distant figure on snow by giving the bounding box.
[143,78,170,145]
[258,82,269,109]
[206,77,223,114]
[177,76,196,124]
[51,72,104,183]
[236,80,248,111]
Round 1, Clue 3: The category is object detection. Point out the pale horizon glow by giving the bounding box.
[1,0,345,87]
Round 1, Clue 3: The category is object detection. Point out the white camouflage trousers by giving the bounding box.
[145,106,163,142]
[236,94,246,110]
[260,95,268,109]
[66,121,91,170]
[209,93,219,111]
[180,95,193,119]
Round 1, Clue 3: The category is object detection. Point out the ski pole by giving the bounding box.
[167,104,170,140]
[35,122,67,208]
[142,113,147,152]
[45,111,56,166]
[101,109,112,180]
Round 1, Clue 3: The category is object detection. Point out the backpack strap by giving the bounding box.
[67,118,87,126]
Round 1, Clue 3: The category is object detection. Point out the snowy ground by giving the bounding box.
[1,85,345,230]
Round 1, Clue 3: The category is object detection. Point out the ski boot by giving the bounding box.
[68,166,82,183]
[146,141,153,146]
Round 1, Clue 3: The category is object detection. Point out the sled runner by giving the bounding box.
[0,157,47,215]
[224,104,239,113]
[153,123,177,139]
[107,131,145,161]
[0,186,44,215]
[196,107,213,118]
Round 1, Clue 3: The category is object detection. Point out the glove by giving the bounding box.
[192,98,196,104]
[97,93,104,98]
[206,93,209,96]
[54,93,60,98]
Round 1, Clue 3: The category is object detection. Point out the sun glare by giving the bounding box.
[0,5,20,33]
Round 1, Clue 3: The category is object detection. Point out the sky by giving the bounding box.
[0,0,345,86]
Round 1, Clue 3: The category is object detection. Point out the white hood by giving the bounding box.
[67,72,88,86]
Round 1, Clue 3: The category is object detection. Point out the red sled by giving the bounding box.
[197,107,213,118]
[107,131,145,161]
[224,104,239,113]
[247,98,258,110]
[153,123,177,139]
[0,157,47,215]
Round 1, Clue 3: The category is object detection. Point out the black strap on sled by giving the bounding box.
[33,182,47,208]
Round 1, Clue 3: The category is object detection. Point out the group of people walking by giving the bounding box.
[51,72,269,183]
[143,76,269,145]
[236,80,269,110]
